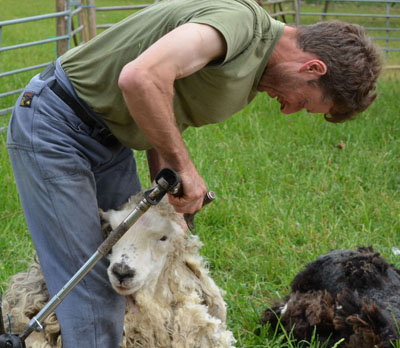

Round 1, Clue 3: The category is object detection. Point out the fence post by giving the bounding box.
[79,0,89,43]
[86,0,97,39]
[56,0,68,55]
[322,0,331,21]
[297,0,301,24]
[292,0,299,25]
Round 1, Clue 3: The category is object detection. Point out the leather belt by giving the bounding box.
[40,62,120,148]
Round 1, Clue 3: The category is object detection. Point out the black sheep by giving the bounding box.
[261,247,400,348]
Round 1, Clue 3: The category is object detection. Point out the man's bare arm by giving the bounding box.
[118,23,226,213]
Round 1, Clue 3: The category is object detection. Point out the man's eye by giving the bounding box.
[160,236,168,241]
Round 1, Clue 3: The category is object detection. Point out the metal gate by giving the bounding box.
[0,0,159,133]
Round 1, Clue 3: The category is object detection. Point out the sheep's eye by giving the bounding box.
[159,235,168,242]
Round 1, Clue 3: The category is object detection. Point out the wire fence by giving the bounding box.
[0,7,77,119]
[1,0,399,133]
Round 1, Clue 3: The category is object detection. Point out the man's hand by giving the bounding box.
[167,164,207,214]
[146,148,207,214]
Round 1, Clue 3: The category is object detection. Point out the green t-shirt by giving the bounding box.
[61,0,284,150]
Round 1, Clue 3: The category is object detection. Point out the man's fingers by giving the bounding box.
[167,193,204,214]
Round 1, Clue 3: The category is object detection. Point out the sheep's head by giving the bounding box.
[100,197,186,296]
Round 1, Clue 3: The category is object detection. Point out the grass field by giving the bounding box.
[1,1,400,347]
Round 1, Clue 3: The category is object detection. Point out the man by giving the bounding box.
[7,0,382,346]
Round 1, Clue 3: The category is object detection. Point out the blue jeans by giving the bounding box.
[7,71,141,347]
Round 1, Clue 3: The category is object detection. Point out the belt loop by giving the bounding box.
[39,62,56,81]
[91,127,121,149]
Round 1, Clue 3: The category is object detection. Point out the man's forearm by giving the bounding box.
[146,148,163,182]
[119,66,191,173]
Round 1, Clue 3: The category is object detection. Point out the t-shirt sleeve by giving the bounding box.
[187,7,256,64]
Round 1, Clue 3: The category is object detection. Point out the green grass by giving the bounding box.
[1,1,400,347]
[183,76,400,346]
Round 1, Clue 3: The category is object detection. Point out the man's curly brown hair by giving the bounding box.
[296,21,384,123]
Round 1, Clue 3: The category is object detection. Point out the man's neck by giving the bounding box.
[267,26,301,68]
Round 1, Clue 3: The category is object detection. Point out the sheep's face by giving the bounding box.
[103,207,183,296]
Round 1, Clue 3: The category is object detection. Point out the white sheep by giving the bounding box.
[1,192,236,348]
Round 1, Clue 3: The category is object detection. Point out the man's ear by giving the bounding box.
[299,59,327,76]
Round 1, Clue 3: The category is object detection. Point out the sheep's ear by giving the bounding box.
[99,209,112,239]
[100,208,132,229]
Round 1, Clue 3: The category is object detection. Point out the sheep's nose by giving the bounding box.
[111,263,135,284]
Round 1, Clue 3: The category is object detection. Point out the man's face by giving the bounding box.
[258,63,334,115]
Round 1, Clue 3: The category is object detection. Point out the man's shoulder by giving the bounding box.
[204,0,269,16]
[174,0,268,18]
